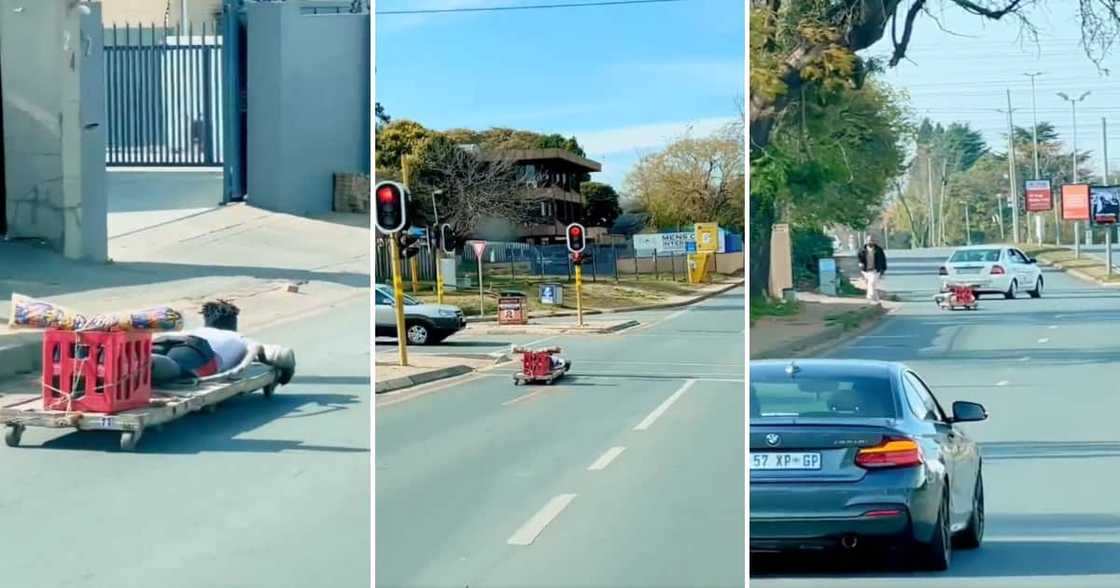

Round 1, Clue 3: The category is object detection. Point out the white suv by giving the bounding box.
[939,245,1043,299]
[374,284,466,345]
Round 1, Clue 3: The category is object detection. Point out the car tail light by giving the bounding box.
[863,509,904,518]
[938,266,948,276]
[991,265,1006,275]
[855,437,923,469]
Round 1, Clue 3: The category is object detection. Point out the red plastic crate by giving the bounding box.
[42,329,152,414]
[521,351,553,378]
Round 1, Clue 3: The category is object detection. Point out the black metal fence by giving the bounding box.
[105,23,223,167]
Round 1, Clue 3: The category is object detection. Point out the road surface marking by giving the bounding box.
[507,494,577,546]
[587,446,626,471]
[1019,356,1031,362]
[996,380,1010,387]
[634,379,695,431]
[1049,325,1058,330]
[521,336,559,348]
[502,391,539,406]
[1038,338,1050,344]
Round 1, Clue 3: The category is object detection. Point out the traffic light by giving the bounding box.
[398,233,422,260]
[440,223,455,254]
[374,181,408,233]
[566,222,586,253]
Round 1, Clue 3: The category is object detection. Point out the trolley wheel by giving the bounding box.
[263,384,277,398]
[5,424,24,447]
[120,430,142,451]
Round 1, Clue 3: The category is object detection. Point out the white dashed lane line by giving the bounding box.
[633,379,695,431]
[587,446,626,471]
[507,494,578,546]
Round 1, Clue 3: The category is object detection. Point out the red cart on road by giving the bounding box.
[512,346,571,385]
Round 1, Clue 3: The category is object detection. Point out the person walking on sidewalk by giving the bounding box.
[858,235,887,303]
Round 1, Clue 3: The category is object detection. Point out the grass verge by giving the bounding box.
[402,274,739,316]
[1020,245,1120,284]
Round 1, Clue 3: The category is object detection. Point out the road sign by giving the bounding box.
[685,241,697,253]
[1062,184,1090,221]
[1024,179,1053,212]
[1091,185,1120,225]
[695,223,718,253]
[471,240,487,258]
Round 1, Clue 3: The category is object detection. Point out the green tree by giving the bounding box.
[626,122,745,234]
[375,119,433,173]
[580,182,622,228]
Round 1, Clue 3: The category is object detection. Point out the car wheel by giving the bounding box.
[955,471,985,549]
[406,322,431,345]
[1004,279,1017,300]
[914,491,952,571]
[1028,276,1043,298]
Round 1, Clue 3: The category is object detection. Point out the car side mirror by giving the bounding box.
[1028,258,1037,264]
[951,401,988,423]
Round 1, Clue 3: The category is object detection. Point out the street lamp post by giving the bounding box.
[1059,90,1091,257]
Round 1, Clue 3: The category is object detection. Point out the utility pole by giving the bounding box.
[181,0,189,29]
[1025,73,1051,245]
[927,155,936,248]
[1001,91,1021,244]
[1059,91,1091,257]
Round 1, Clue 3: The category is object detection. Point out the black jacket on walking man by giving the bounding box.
[858,239,887,274]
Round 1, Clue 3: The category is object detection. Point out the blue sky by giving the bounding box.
[862,2,1120,174]
[374,0,745,189]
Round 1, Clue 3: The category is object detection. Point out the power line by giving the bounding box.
[377,0,686,15]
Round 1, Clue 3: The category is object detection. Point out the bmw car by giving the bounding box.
[749,359,988,571]
[938,245,1043,299]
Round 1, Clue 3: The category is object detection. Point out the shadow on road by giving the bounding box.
[751,539,1120,578]
[30,391,368,454]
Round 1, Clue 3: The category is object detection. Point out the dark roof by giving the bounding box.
[478,148,602,172]
[750,359,899,380]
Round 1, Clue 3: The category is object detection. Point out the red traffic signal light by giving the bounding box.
[566,222,586,253]
[374,181,408,233]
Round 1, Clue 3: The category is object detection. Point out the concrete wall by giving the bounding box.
[245,2,370,216]
[616,252,745,276]
[1,0,107,261]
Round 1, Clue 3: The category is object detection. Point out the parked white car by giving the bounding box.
[938,245,1043,299]
[374,284,466,345]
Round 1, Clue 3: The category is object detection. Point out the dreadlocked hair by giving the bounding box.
[201,299,240,330]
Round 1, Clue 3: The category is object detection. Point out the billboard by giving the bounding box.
[1061,184,1090,221]
[1024,179,1053,212]
[1091,185,1120,225]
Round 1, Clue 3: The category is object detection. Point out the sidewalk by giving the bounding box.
[0,202,370,376]
[751,293,896,360]
[375,354,502,394]
[463,278,743,323]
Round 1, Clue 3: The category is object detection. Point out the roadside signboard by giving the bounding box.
[470,241,487,258]
[498,293,527,325]
[685,241,697,253]
[695,223,719,252]
[1062,184,1090,221]
[1091,185,1120,225]
[634,232,695,254]
[1024,180,1053,212]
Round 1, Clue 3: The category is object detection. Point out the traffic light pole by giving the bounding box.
[575,263,583,327]
[389,234,409,367]
[435,251,444,304]
[410,256,420,295]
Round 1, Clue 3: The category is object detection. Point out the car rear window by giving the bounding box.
[750,375,897,419]
[950,249,1000,263]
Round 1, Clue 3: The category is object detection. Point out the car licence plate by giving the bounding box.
[955,267,982,274]
[750,452,822,470]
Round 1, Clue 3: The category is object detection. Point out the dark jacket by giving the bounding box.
[858,245,887,274]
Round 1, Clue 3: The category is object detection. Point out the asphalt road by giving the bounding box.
[753,247,1120,587]
[376,288,746,587]
[0,299,371,588]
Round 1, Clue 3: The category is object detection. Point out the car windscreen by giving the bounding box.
[750,375,897,419]
[949,249,1001,263]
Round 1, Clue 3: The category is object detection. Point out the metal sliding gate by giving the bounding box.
[105,23,224,167]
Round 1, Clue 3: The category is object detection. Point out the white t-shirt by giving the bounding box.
[190,327,249,372]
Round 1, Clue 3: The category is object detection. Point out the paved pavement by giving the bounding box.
[752,247,1120,587]
[0,297,370,588]
[376,287,745,587]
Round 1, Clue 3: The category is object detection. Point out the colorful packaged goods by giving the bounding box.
[9,294,183,332]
